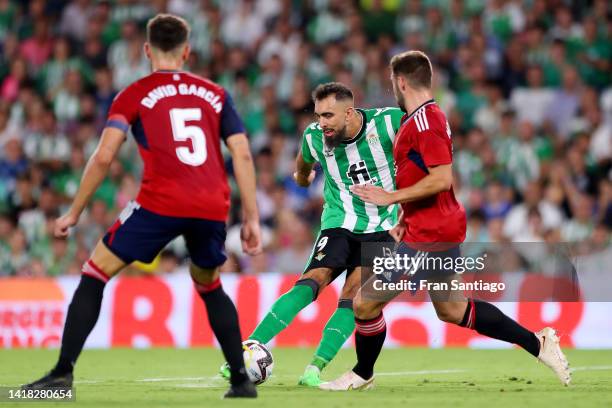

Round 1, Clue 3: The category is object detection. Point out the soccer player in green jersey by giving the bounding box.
[221,82,405,386]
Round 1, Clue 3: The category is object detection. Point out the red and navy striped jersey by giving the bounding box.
[106,70,245,221]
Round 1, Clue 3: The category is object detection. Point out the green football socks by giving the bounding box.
[311,305,355,370]
[250,284,314,344]
[249,283,355,374]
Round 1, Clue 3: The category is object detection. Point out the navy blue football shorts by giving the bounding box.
[102,201,227,269]
[363,242,464,303]
[395,242,462,280]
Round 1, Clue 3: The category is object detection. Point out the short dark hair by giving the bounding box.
[390,51,433,89]
[311,82,353,102]
[146,14,190,53]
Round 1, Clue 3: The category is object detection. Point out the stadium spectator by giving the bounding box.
[0,0,609,276]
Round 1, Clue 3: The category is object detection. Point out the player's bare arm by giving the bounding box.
[388,207,406,242]
[294,151,315,187]
[350,164,452,206]
[54,127,126,238]
[227,133,262,255]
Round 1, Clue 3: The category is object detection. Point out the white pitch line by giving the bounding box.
[174,383,227,389]
[75,366,468,388]
[65,369,468,387]
[377,369,467,376]
[570,365,612,372]
[71,376,224,385]
[139,370,467,382]
[31,366,612,388]
[136,376,220,382]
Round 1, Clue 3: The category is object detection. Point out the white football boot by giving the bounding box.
[535,327,571,386]
[319,370,374,391]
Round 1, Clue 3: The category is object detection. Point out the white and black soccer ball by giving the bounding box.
[242,340,274,385]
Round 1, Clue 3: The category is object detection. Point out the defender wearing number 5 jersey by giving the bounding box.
[101,64,242,264]
[24,14,260,399]
[105,69,236,221]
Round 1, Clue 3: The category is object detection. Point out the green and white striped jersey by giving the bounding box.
[301,107,404,233]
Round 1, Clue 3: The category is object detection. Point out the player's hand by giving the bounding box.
[350,184,395,206]
[54,212,79,238]
[293,170,316,187]
[241,220,263,256]
[389,222,406,242]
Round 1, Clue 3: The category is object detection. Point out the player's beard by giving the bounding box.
[323,126,347,149]
[393,82,407,113]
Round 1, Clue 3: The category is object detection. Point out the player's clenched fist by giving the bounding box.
[241,220,263,255]
[388,222,406,242]
[293,170,316,187]
[54,213,78,238]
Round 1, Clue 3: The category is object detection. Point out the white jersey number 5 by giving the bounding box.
[169,108,207,166]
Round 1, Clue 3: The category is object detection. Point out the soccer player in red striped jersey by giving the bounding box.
[23,14,260,398]
[322,51,570,391]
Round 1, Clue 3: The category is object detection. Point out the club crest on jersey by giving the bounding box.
[366,133,379,144]
[315,252,326,261]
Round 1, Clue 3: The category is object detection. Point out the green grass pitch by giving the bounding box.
[1,348,611,407]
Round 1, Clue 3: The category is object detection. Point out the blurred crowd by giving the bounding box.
[0,0,610,277]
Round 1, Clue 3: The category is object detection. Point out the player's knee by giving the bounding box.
[300,268,332,298]
[89,241,125,279]
[303,268,332,286]
[353,298,380,320]
[435,304,464,324]
[189,263,219,284]
[340,281,359,299]
[353,301,371,319]
[81,259,112,284]
[340,271,361,299]
[295,278,321,300]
